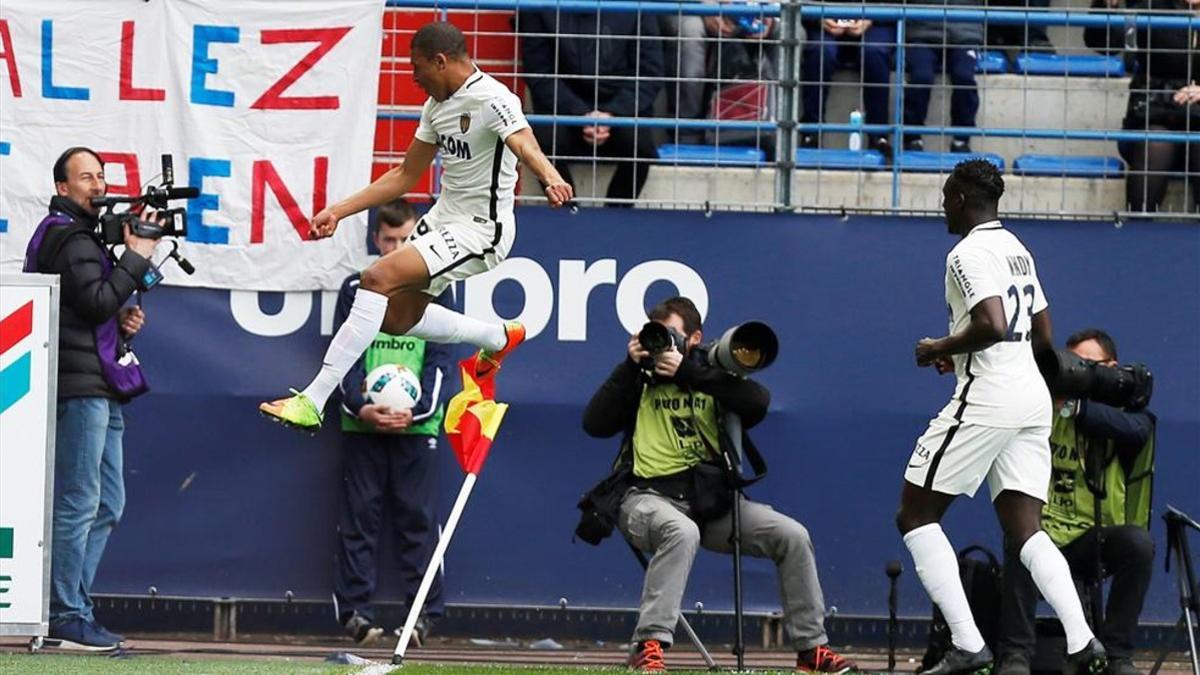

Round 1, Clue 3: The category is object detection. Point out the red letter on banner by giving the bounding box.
[119,21,165,101]
[250,157,328,242]
[250,27,352,110]
[0,20,22,97]
[98,152,142,198]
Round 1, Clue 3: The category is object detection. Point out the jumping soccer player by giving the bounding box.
[261,22,573,431]
[896,160,1107,675]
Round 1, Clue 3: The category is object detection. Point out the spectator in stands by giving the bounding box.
[986,0,1056,54]
[799,5,896,156]
[658,2,779,155]
[519,9,663,207]
[902,0,984,154]
[1088,0,1200,212]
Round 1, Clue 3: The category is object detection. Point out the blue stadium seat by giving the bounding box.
[794,148,887,171]
[1012,154,1125,178]
[657,144,766,166]
[1014,53,1125,77]
[895,151,1005,173]
[975,50,1009,74]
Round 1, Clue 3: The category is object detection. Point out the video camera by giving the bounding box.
[1036,349,1154,411]
[90,154,198,276]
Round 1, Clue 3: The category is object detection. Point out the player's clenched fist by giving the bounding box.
[544,182,573,208]
[310,208,340,239]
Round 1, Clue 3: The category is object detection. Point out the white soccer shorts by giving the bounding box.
[408,212,516,297]
[904,415,1052,501]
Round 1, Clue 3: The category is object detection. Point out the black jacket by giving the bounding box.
[519,9,664,118]
[1085,0,1200,92]
[582,346,770,464]
[29,196,151,400]
[1074,399,1155,474]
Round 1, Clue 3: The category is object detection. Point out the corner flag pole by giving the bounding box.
[393,354,506,666]
[392,471,478,665]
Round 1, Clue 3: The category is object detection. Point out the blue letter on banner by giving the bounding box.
[41,20,90,100]
[190,26,239,107]
[187,157,232,244]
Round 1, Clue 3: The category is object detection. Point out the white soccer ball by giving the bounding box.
[363,364,421,410]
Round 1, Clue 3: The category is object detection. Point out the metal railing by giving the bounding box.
[381,0,1200,218]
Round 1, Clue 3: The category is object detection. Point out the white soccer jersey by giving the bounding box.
[414,68,529,223]
[939,220,1052,428]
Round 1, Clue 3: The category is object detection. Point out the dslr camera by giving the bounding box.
[637,321,688,372]
[91,154,198,276]
[1036,349,1153,411]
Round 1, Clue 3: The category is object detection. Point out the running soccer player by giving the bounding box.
[261,22,573,431]
[897,160,1107,675]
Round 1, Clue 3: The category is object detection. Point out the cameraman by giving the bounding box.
[581,297,856,673]
[21,147,158,651]
[997,329,1155,675]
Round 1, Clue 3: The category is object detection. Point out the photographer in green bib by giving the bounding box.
[997,329,1155,675]
[331,199,453,646]
[581,296,857,674]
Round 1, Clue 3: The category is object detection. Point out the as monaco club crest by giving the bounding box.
[459,113,471,134]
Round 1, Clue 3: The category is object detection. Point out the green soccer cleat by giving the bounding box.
[259,389,323,432]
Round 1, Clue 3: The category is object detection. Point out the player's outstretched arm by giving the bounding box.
[915,296,1007,366]
[309,139,438,238]
[504,128,573,208]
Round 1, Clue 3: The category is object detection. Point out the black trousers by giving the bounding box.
[532,121,658,207]
[332,433,443,625]
[999,525,1154,660]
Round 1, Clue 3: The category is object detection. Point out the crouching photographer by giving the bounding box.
[997,329,1155,675]
[577,296,855,673]
[20,147,161,651]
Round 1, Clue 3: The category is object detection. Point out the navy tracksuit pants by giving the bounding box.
[333,433,443,624]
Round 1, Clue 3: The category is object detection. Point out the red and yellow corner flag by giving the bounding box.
[444,354,509,475]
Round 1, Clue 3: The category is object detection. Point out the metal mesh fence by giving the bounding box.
[379,0,1199,219]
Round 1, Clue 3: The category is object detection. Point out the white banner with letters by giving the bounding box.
[0,0,383,291]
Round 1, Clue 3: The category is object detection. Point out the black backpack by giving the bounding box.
[921,545,1003,671]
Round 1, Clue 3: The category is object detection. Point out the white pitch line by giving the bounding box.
[354,663,397,675]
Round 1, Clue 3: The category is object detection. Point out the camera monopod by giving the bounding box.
[886,560,903,672]
[1149,505,1200,675]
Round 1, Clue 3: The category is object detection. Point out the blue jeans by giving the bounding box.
[903,46,980,144]
[50,397,125,624]
[801,24,896,133]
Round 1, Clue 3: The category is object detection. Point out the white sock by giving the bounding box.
[300,288,389,412]
[903,523,987,653]
[1019,531,1095,654]
[407,303,506,351]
